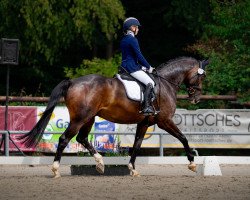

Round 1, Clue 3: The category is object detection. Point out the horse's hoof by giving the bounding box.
[96,163,105,174]
[51,168,61,178]
[53,173,61,178]
[128,163,140,177]
[131,169,140,177]
[188,162,197,172]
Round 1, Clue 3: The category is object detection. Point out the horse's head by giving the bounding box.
[185,60,209,104]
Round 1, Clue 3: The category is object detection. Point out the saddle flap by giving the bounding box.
[116,74,144,102]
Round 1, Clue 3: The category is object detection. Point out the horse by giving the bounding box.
[18,57,208,178]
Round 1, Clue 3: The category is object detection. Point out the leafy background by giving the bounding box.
[0,0,249,108]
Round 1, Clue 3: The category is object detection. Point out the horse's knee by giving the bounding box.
[76,135,83,144]
[59,134,65,141]
[58,135,69,149]
[179,134,187,142]
[76,135,89,146]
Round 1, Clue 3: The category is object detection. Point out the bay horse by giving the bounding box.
[18,57,208,178]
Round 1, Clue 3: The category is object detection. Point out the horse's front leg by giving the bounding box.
[157,119,196,172]
[128,120,149,177]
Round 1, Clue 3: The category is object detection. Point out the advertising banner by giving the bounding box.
[120,109,250,148]
[1,107,249,152]
[36,106,75,152]
[37,106,120,153]
[0,106,37,151]
[94,117,119,152]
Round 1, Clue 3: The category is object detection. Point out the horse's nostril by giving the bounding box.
[190,99,196,104]
[195,100,200,104]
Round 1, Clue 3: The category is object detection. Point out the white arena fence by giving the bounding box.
[0,155,250,176]
[0,156,250,165]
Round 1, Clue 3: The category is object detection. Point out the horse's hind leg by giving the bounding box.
[76,118,105,174]
[52,121,82,178]
[157,119,196,172]
[128,119,149,177]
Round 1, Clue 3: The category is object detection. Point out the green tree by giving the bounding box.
[163,0,210,37]
[0,0,125,94]
[64,54,121,79]
[188,0,250,102]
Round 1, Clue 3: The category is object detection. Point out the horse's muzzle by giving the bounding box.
[190,98,200,104]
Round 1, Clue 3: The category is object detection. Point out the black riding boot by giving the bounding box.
[142,83,154,115]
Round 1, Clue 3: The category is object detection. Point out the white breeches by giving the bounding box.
[130,70,155,87]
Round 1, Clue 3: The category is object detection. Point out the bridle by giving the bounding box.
[186,66,206,98]
[150,60,208,111]
[186,73,205,95]
[153,66,206,97]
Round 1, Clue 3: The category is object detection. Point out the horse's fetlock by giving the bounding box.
[94,153,103,162]
[188,154,194,162]
[52,161,60,170]
[128,163,133,170]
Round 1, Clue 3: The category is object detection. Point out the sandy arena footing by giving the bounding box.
[0,164,249,200]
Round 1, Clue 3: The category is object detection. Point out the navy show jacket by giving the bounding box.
[120,34,150,73]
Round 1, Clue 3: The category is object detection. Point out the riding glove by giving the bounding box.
[148,66,155,73]
[141,66,147,71]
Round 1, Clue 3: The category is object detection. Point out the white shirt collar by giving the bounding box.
[126,30,135,37]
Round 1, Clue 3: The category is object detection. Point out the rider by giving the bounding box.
[120,17,155,115]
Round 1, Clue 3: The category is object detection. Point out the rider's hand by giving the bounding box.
[148,66,155,73]
[141,66,147,71]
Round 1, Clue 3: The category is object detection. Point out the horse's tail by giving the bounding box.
[18,79,71,148]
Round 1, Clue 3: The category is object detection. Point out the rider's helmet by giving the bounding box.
[123,17,141,31]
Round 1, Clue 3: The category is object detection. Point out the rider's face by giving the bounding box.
[131,25,139,35]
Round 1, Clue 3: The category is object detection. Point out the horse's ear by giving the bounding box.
[201,59,209,70]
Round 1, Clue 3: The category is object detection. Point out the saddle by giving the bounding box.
[116,73,156,100]
[116,72,159,114]
[116,73,144,102]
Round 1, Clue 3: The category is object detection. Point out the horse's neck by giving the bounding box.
[157,58,197,92]
[163,70,186,87]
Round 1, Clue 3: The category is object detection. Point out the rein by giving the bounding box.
[152,71,181,89]
[152,70,181,115]
[153,69,205,100]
